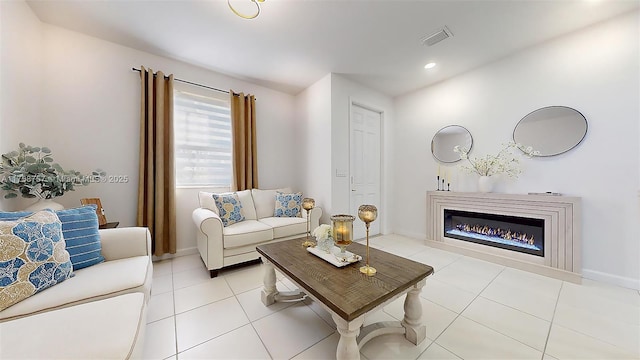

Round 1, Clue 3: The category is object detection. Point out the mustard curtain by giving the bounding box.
[230,91,258,191]
[137,66,177,256]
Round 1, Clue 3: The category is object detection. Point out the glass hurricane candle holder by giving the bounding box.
[358,205,378,276]
[330,214,355,258]
[301,198,315,247]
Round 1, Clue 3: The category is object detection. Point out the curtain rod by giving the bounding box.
[132,67,245,98]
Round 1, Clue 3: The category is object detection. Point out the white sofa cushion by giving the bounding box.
[222,220,273,249]
[0,255,150,322]
[0,293,146,359]
[252,188,291,219]
[259,217,307,238]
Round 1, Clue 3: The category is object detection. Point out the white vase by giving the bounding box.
[25,198,64,211]
[477,176,494,193]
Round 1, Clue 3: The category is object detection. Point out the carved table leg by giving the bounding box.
[261,260,278,306]
[332,313,365,360]
[401,280,426,345]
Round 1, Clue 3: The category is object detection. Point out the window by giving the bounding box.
[174,89,232,187]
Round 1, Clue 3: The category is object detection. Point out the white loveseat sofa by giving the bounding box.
[0,227,153,359]
[193,188,322,277]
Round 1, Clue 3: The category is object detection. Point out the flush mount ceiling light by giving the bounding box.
[228,0,265,19]
[424,62,437,69]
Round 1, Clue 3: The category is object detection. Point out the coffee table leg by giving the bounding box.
[401,280,426,345]
[261,260,278,306]
[332,314,364,360]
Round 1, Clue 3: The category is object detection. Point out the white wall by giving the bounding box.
[394,11,640,289]
[294,74,332,223]
[3,13,298,255]
[330,74,394,234]
[0,1,44,211]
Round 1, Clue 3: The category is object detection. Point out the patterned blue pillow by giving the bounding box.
[213,193,245,227]
[0,210,74,311]
[274,192,302,218]
[0,205,105,271]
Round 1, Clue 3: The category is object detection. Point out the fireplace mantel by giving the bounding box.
[427,191,581,283]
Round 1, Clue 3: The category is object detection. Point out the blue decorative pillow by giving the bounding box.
[274,192,302,218]
[0,210,74,311]
[213,193,245,227]
[0,205,105,271]
[55,205,104,270]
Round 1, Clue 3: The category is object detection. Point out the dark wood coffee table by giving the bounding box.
[256,238,434,360]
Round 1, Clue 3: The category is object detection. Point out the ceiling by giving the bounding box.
[27,0,639,97]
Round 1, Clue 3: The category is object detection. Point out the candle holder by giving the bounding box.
[301,198,315,247]
[330,214,355,259]
[358,205,378,276]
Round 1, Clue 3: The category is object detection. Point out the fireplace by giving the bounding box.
[427,192,581,283]
[443,209,544,257]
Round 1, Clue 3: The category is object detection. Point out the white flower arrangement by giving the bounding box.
[312,224,332,240]
[453,141,539,178]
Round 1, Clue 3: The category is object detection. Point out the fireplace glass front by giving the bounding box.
[443,209,544,257]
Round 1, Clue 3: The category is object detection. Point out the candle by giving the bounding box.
[438,164,441,178]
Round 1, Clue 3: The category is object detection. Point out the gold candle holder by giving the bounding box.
[358,205,378,276]
[330,214,355,257]
[301,198,315,247]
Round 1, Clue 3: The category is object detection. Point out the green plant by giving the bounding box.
[0,143,105,199]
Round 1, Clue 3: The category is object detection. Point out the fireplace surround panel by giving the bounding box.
[427,192,581,283]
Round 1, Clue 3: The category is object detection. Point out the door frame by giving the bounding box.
[348,97,385,236]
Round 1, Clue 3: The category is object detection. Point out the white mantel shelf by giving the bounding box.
[426,191,582,283]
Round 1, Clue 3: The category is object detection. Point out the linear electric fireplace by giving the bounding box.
[444,209,544,257]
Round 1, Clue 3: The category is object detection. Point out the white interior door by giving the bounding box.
[350,104,381,240]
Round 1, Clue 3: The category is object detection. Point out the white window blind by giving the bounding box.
[174,89,232,187]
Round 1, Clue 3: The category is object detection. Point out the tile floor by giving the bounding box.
[143,234,640,360]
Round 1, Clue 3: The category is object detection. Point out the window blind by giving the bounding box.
[174,90,232,187]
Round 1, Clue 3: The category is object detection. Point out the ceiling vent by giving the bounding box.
[421,26,453,47]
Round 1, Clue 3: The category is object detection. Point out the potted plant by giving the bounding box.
[0,143,105,210]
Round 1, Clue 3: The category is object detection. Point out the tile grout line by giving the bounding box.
[228,272,276,360]
[419,265,507,359]
[541,280,563,359]
[173,274,266,358]
[545,294,640,356]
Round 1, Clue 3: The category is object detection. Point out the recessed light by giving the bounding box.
[424,62,436,69]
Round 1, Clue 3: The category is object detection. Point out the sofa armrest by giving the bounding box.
[99,227,151,261]
[192,208,224,271]
[193,208,224,237]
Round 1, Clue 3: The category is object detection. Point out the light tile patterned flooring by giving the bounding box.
[143,234,640,360]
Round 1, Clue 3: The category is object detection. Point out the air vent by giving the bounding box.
[422,26,453,47]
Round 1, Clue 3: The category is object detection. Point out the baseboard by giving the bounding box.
[393,230,425,241]
[582,269,640,290]
[152,247,198,262]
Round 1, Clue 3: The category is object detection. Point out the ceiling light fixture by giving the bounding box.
[424,62,437,69]
[228,0,265,20]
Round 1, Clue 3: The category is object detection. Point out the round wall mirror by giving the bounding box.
[513,106,587,157]
[431,125,473,163]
